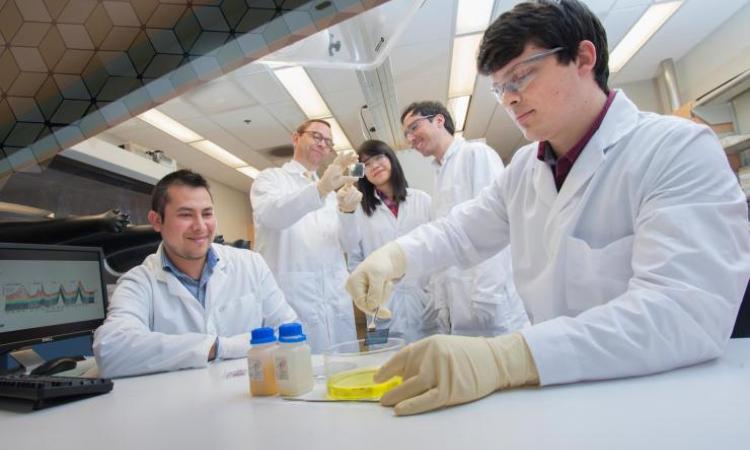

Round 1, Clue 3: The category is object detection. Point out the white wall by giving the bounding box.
[207,177,251,242]
[733,89,750,134]
[676,2,750,103]
[612,78,664,114]
[398,148,436,197]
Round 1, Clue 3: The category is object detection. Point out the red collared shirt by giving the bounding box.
[537,90,617,191]
[376,189,399,218]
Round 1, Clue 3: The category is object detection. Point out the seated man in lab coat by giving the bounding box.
[400,100,529,337]
[347,0,750,416]
[94,170,297,378]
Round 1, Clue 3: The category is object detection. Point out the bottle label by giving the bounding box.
[248,359,264,381]
[275,356,289,381]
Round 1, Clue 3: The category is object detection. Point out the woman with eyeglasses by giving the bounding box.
[336,140,442,342]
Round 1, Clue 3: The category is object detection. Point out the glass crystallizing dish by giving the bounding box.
[324,337,405,401]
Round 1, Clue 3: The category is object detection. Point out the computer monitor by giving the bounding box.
[0,243,108,369]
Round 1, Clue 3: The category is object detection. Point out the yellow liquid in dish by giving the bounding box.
[326,367,402,400]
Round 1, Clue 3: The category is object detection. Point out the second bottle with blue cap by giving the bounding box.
[274,323,314,396]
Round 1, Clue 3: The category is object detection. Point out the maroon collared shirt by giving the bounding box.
[376,189,399,218]
[537,90,617,191]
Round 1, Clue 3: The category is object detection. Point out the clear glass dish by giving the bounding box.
[324,337,405,400]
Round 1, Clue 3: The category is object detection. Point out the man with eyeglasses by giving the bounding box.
[347,0,750,416]
[251,119,359,353]
[399,101,529,338]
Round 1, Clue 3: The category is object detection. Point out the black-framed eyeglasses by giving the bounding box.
[490,47,564,102]
[403,115,436,138]
[302,130,334,149]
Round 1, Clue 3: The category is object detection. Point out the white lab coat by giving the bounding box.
[398,91,750,385]
[250,160,356,353]
[339,188,437,342]
[93,244,298,378]
[430,136,529,336]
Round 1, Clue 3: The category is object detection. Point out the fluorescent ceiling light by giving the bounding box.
[274,66,331,119]
[448,96,471,132]
[325,117,353,152]
[449,33,483,97]
[609,1,683,73]
[191,140,247,169]
[237,166,261,179]
[455,0,493,35]
[138,109,203,143]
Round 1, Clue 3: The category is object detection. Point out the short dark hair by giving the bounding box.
[151,169,211,219]
[400,101,455,136]
[477,0,609,93]
[295,119,331,134]
[356,140,408,217]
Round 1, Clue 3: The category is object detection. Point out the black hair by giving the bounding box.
[151,169,212,219]
[400,101,455,136]
[356,140,408,217]
[477,0,609,93]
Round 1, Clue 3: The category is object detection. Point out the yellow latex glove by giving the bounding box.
[317,152,359,197]
[374,332,539,416]
[336,183,363,213]
[345,241,406,320]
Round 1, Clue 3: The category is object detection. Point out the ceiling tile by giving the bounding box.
[16,0,52,22]
[4,122,46,147]
[97,76,142,102]
[35,75,63,120]
[235,69,290,104]
[131,0,159,23]
[43,0,70,20]
[182,78,256,113]
[53,48,94,74]
[236,7,275,33]
[148,28,185,54]
[0,100,15,142]
[102,1,141,27]
[10,46,48,72]
[58,0,97,24]
[221,0,249,29]
[7,96,45,122]
[127,31,156,74]
[174,7,201,51]
[193,5,229,32]
[85,3,114,47]
[58,23,95,49]
[54,73,91,99]
[142,53,183,78]
[263,101,306,134]
[50,98,90,123]
[11,22,52,47]
[0,1,23,42]
[147,4,186,28]
[100,26,140,52]
[603,5,647,50]
[188,31,229,55]
[39,26,67,69]
[97,50,137,77]
[8,72,48,97]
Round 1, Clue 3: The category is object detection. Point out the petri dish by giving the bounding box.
[324,337,405,401]
[327,367,401,400]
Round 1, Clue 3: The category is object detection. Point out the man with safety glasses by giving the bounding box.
[251,119,358,353]
[347,0,750,416]
[400,101,529,338]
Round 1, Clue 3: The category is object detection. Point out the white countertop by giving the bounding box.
[2,338,749,450]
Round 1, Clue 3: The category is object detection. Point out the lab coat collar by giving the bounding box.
[151,243,228,303]
[547,90,639,214]
[283,159,316,179]
[432,136,463,168]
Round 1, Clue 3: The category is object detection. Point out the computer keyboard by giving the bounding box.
[0,374,113,410]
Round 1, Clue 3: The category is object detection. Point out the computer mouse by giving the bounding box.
[30,358,78,376]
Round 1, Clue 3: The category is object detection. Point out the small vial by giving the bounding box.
[247,327,279,396]
[274,323,314,396]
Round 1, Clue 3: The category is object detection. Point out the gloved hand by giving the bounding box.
[336,183,362,213]
[374,332,539,416]
[346,241,407,320]
[317,151,359,197]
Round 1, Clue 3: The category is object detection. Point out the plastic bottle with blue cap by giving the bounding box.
[247,327,279,396]
[274,323,314,396]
